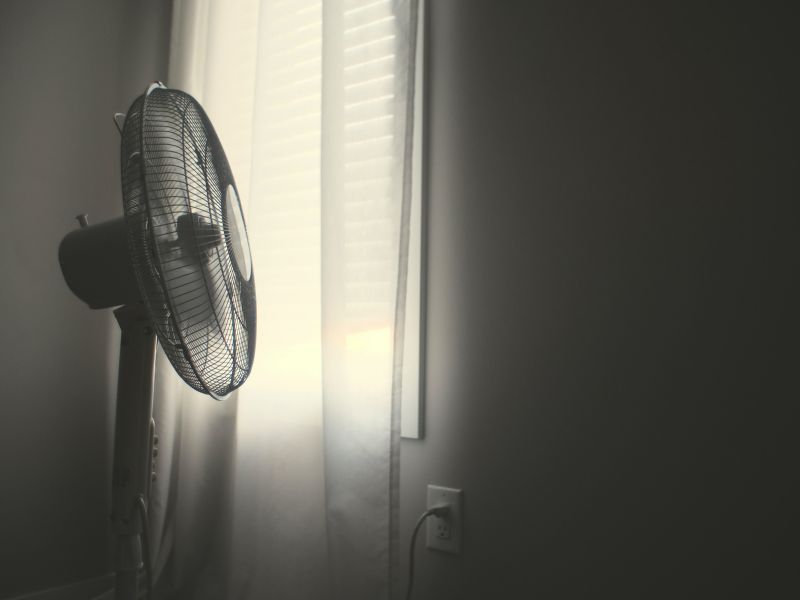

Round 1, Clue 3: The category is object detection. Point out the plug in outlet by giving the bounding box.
[426,485,463,554]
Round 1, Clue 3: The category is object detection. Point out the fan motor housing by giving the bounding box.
[59,216,141,309]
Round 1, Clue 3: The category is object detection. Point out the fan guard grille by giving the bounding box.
[121,88,256,398]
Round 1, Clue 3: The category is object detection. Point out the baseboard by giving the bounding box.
[4,574,113,600]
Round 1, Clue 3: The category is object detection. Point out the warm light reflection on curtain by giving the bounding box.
[236,0,323,429]
[163,0,418,597]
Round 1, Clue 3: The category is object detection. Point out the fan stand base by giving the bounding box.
[111,304,157,600]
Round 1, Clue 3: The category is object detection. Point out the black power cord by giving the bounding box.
[135,495,153,600]
[405,505,451,600]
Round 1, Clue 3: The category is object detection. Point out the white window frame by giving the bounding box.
[401,0,426,439]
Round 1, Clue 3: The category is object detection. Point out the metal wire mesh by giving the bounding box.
[120,87,256,398]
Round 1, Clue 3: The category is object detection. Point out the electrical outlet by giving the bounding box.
[426,485,463,554]
[435,518,451,540]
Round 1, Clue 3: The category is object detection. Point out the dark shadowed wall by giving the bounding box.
[0,1,171,597]
[400,1,796,598]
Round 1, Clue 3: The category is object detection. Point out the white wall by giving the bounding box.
[400,2,795,598]
[0,1,171,597]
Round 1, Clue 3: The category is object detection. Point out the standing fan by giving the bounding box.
[58,83,256,599]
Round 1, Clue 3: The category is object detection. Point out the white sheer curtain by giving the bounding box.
[150,1,419,598]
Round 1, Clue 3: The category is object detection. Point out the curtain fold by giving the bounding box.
[153,1,419,598]
[320,1,419,598]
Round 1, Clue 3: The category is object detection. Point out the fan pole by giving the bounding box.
[111,304,157,600]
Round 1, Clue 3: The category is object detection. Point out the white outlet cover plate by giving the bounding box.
[426,485,463,554]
